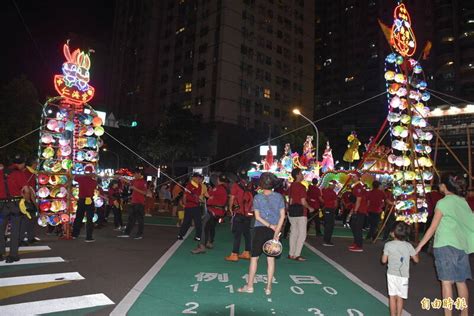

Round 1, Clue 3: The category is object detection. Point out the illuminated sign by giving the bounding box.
[259,146,277,156]
[390,3,417,57]
[54,42,95,104]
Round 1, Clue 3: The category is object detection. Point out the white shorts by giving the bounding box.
[387,274,409,299]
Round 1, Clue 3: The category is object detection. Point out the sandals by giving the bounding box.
[237,285,254,293]
[264,288,272,296]
[288,255,306,262]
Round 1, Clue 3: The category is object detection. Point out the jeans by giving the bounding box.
[350,213,366,247]
[202,213,218,244]
[179,206,202,239]
[367,212,381,240]
[289,216,307,257]
[231,214,251,253]
[323,208,336,243]
[124,203,145,236]
[72,198,95,240]
[0,201,21,256]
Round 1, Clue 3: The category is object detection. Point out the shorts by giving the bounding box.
[434,246,472,282]
[387,274,409,299]
[251,226,275,257]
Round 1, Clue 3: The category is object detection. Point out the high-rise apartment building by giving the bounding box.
[314,0,433,159]
[431,0,474,101]
[107,0,315,159]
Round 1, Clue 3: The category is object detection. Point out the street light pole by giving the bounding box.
[293,109,319,161]
[103,149,120,170]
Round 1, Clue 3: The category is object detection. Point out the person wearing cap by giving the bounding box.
[72,165,98,242]
[192,174,229,254]
[366,181,391,241]
[321,180,338,246]
[119,169,147,239]
[225,169,253,261]
[348,172,369,252]
[0,154,29,263]
[178,173,203,241]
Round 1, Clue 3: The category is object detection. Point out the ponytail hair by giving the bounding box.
[440,173,463,196]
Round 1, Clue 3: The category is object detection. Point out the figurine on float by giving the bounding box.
[320,141,334,173]
[280,143,293,172]
[343,131,361,163]
[299,135,315,167]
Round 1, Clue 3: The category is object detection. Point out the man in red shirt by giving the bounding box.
[321,180,338,246]
[119,168,147,239]
[341,189,354,228]
[288,168,314,261]
[0,154,29,263]
[178,173,203,241]
[72,165,98,242]
[348,172,368,252]
[366,181,388,241]
[307,178,323,236]
[20,157,39,244]
[225,169,253,261]
[192,174,229,254]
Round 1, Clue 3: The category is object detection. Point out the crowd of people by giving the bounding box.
[0,155,473,315]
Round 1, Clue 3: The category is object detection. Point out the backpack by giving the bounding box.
[235,181,254,217]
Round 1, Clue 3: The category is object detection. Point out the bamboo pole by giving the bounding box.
[468,127,472,189]
[373,204,395,243]
[431,121,441,185]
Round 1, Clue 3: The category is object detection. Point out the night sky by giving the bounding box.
[1,0,115,102]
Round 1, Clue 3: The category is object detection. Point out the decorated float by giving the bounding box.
[36,41,105,236]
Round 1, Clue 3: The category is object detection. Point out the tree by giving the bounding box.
[138,108,201,174]
[0,76,41,162]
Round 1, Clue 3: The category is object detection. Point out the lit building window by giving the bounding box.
[264,88,271,99]
[345,76,354,82]
[446,61,454,66]
[176,27,185,35]
[185,83,192,92]
[441,36,455,42]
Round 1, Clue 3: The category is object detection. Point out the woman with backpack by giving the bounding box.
[238,172,285,295]
[225,169,254,262]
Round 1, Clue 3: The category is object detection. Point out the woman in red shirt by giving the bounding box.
[288,168,314,261]
[321,181,338,246]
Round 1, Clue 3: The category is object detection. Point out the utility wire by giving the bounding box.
[0,126,42,149]
[426,88,474,105]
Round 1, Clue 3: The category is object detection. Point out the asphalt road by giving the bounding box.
[0,218,473,315]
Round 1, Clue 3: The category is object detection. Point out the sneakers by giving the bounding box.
[5,255,20,263]
[349,246,363,252]
[225,253,239,262]
[177,235,183,240]
[113,226,122,231]
[191,244,206,254]
[238,251,251,260]
[118,234,130,238]
[205,242,214,249]
[194,236,201,242]
[134,236,143,240]
[85,239,96,243]
[322,242,335,247]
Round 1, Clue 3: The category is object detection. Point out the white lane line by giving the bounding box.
[304,242,411,316]
[0,272,84,287]
[110,229,192,315]
[6,246,51,252]
[0,293,114,315]
[0,257,65,267]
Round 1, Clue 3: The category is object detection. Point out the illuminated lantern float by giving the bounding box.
[37,41,103,234]
[384,3,433,223]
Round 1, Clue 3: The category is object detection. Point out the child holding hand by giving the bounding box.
[381,222,419,316]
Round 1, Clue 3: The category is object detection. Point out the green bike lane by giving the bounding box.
[117,224,394,316]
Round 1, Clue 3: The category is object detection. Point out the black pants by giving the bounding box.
[0,202,21,257]
[307,209,322,235]
[179,206,202,239]
[382,212,397,240]
[351,213,366,247]
[283,216,291,238]
[342,208,351,225]
[124,203,145,236]
[323,208,336,243]
[367,212,381,240]
[231,215,251,253]
[20,213,36,241]
[203,213,218,244]
[111,205,123,228]
[72,198,95,240]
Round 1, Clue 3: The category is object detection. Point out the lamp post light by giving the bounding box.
[293,108,319,161]
[102,148,120,170]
